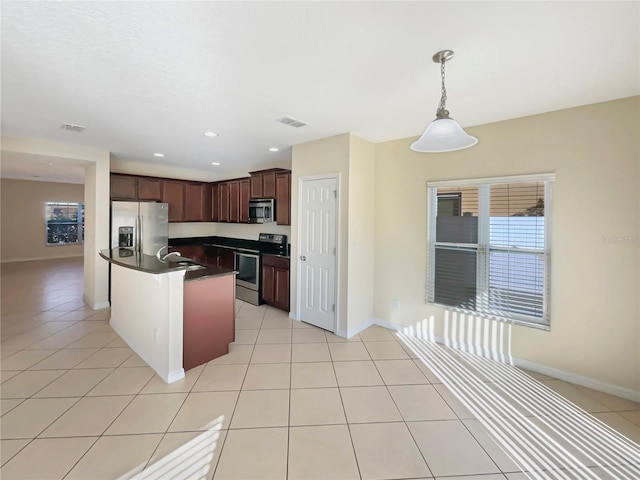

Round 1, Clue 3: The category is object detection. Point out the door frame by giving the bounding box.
[295,173,341,334]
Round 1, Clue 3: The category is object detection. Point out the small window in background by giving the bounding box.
[45,202,84,245]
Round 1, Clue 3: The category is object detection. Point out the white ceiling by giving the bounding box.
[1,1,638,184]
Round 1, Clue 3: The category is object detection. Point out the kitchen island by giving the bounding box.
[100,249,236,383]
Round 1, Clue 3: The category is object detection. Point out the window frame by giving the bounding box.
[45,201,85,246]
[426,173,554,330]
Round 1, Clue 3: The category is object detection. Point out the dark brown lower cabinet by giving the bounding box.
[169,245,205,263]
[262,254,290,311]
[204,245,235,269]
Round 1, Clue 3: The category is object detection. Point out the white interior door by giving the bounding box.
[298,176,338,332]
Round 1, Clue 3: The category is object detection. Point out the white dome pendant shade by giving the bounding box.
[410,117,477,153]
[410,50,478,153]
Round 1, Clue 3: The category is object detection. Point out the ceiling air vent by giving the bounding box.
[276,116,308,128]
[60,123,86,132]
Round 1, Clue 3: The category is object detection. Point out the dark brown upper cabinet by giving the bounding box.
[184,182,212,222]
[218,182,230,223]
[276,171,291,226]
[228,180,240,223]
[162,179,186,222]
[110,174,138,200]
[137,177,163,201]
[249,168,287,199]
[211,183,219,222]
[239,178,250,223]
[262,170,277,198]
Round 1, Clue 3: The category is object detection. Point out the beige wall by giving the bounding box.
[374,97,640,393]
[290,133,376,335]
[291,133,351,333]
[2,136,111,309]
[111,158,292,183]
[346,135,376,332]
[1,179,85,262]
[169,222,291,242]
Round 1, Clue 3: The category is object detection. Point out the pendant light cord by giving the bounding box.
[436,59,450,119]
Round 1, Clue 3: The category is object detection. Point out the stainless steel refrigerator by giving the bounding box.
[110,201,169,256]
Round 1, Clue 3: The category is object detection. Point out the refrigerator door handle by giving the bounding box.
[139,215,144,255]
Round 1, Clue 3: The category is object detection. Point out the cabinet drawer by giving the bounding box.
[262,254,289,269]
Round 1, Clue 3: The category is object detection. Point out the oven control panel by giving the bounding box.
[258,233,287,245]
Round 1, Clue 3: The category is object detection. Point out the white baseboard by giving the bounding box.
[91,301,111,310]
[82,294,110,311]
[513,358,640,403]
[166,368,186,383]
[1,253,83,263]
[372,318,640,403]
[343,317,376,338]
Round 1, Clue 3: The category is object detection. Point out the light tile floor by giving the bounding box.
[1,258,639,479]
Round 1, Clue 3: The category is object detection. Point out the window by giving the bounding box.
[427,174,554,328]
[45,202,84,245]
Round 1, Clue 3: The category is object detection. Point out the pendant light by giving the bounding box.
[410,50,477,153]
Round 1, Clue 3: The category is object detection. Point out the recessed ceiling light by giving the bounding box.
[268,147,280,152]
[153,153,165,158]
[204,132,218,137]
[211,162,221,166]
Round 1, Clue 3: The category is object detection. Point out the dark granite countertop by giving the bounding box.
[100,249,236,280]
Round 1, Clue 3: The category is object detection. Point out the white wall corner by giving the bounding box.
[345,316,376,338]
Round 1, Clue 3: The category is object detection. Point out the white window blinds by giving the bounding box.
[427,174,553,328]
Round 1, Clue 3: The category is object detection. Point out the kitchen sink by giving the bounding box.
[177,261,206,271]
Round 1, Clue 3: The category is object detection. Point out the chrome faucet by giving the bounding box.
[156,245,180,261]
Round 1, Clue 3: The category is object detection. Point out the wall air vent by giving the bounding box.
[275,116,308,128]
[60,123,86,132]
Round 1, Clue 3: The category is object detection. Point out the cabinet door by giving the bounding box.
[211,183,219,222]
[204,246,221,266]
[274,267,290,311]
[110,174,137,200]
[228,180,240,223]
[218,182,230,222]
[276,171,291,226]
[219,248,235,270]
[162,180,186,222]
[261,265,275,304]
[250,174,262,199]
[137,177,162,201]
[184,182,211,222]
[262,171,277,198]
[239,178,250,223]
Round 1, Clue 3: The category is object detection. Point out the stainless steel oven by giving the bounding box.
[234,249,261,305]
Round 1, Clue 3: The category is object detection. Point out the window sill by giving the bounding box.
[426,301,551,331]
[46,242,84,247]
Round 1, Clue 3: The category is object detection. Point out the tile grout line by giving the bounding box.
[209,300,262,479]
[328,335,364,480]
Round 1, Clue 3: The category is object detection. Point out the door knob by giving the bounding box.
[300,255,306,261]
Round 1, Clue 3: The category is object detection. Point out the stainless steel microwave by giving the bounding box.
[248,198,275,223]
